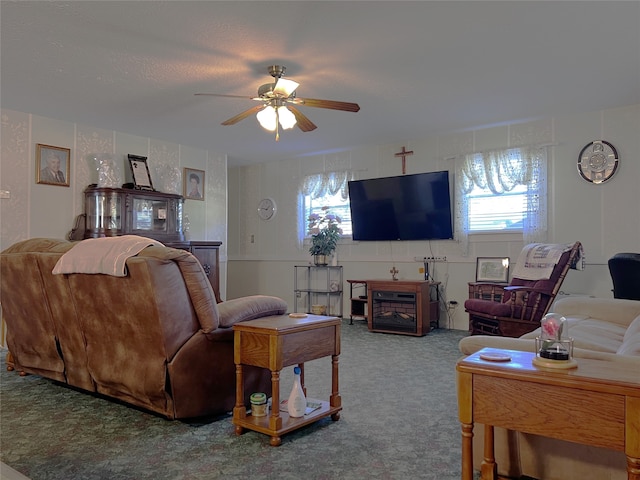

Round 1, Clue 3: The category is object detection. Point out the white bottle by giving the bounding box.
[287,366,306,418]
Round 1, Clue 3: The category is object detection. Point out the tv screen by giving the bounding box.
[348,171,453,241]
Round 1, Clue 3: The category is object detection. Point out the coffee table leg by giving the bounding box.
[330,353,341,420]
[481,425,497,479]
[299,363,307,396]
[233,364,246,435]
[461,422,474,480]
[269,370,282,433]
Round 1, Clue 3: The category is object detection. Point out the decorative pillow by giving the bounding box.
[617,331,640,356]
[623,315,640,342]
[618,315,640,355]
[217,295,288,328]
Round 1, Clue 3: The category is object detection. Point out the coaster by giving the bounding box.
[289,313,307,318]
[479,352,512,362]
[532,356,578,369]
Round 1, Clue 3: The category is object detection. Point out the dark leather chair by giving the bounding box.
[608,252,640,300]
[465,242,583,338]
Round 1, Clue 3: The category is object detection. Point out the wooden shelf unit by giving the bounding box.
[347,279,368,325]
[294,265,343,317]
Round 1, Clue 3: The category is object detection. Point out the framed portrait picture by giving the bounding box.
[128,154,154,191]
[475,257,510,283]
[184,168,205,201]
[36,144,70,186]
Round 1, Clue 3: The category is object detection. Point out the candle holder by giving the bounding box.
[533,313,578,369]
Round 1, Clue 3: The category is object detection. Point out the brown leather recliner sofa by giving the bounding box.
[1,238,288,419]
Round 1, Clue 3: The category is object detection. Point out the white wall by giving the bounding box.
[227,104,640,330]
[0,108,229,297]
[3,104,638,328]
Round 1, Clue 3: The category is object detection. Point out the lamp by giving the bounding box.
[256,104,297,140]
[256,106,278,131]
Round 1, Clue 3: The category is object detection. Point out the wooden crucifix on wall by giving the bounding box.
[394,146,414,174]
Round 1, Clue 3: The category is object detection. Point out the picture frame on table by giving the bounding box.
[128,154,154,191]
[36,144,70,186]
[475,257,510,283]
[184,168,205,201]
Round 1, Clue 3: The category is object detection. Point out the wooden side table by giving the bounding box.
[233,314,342,446]
[456,348,640,480]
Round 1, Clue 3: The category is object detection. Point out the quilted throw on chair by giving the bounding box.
[511,243,584,281]
[52,235,162,277]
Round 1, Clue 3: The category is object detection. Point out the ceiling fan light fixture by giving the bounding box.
[278,106,297,130]
[256,106,277,131]
[256,105,297,135]
[273,78,299,97]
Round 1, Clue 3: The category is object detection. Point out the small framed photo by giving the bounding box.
[476,257,510,283]
[128,154,154,191]
[184,168,205,201]
[36,144,70,186]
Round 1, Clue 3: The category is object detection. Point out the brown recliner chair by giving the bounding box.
[608,252,640,300]
[1,238,288,419]
[465,242,583,337]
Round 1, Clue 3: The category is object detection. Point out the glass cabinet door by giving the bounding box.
[132,197,168,233]
[85,190,123,237]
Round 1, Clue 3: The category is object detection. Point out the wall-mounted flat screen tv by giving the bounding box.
[348,171,453,241]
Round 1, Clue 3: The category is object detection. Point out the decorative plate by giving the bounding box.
[577,140,619,184]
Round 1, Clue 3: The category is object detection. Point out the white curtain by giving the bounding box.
[297,171,353,249]
[454,146,547,256]
[300,171,352,200]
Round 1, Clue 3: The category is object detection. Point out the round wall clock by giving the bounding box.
[577,140,619,184]
[257,198,277,220]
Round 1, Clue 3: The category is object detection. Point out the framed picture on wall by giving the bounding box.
[475,257,510,283]
[128,154,154,191]
[184,168,205,201]
[36,144,70,186]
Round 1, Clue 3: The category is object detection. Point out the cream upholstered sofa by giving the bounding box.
[458,296,640,480]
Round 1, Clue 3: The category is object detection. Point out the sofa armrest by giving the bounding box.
[458,335,537,356]
[217,295,288,328]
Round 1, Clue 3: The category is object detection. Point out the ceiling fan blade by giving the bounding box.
[195,93,257,100]
[221,105,265,126]
[293,97,360,112]
[288,105,317,132]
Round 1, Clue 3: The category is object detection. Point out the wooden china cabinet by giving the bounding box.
[81,185,222,302]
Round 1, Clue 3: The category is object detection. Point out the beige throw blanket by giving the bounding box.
[53,235,163,277]
[511,243,583,281]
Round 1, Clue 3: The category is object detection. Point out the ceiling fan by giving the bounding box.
[195,65,360,140]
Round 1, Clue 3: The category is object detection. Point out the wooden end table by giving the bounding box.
[456,348,640,480]
[232,314,342,446]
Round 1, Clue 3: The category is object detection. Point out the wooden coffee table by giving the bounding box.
[457,348,640,480]
[232,314,341,446]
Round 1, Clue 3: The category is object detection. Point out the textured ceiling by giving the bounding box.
[2,1,639,167]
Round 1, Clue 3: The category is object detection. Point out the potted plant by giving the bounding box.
[307,207,342,265]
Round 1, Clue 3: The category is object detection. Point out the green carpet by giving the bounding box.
[0,321,470,480]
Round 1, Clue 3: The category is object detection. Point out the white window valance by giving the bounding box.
[460,146,543,193]
[301,171,352,201]
[455,146,548,255]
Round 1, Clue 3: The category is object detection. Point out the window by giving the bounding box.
[299,171,353,244]
[455,146,547,254]
[304,191,352,237]
[467,184,527,232]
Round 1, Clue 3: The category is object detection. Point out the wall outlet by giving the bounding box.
[414,256,447,262]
